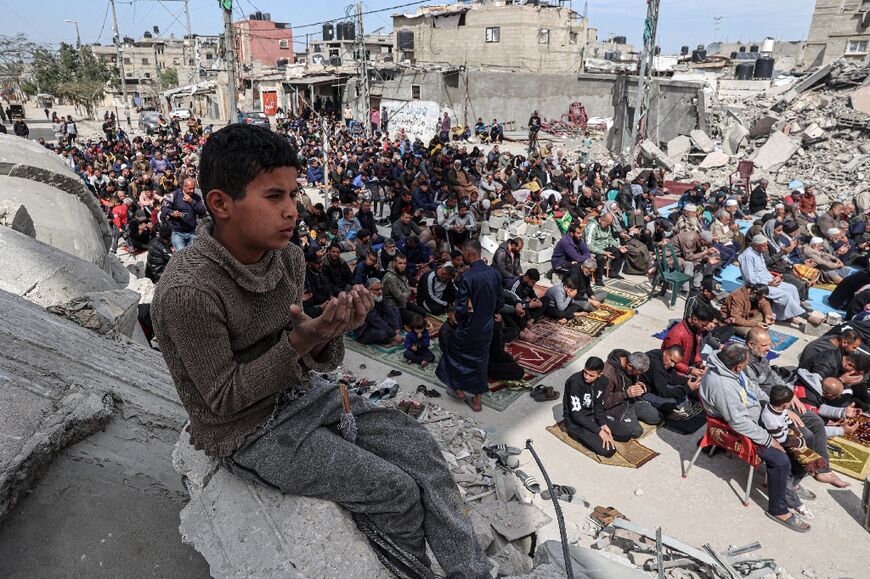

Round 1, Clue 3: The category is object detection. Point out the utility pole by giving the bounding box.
[220,0,238,124]
[183,0,194,84]
[631,0,660,160]
[65,20,81,48]
[356,2,370,136]
[322,116,330,191]
[153,38,164,112]
[109,0,131,127]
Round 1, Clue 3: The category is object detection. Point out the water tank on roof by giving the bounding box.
[761,37,775,54]
[749,44,759,53]
[691,48,707,63]
[397,30,414,50]
[735,62,754,80]
[263,13,270,21]
[754,56,775,79]
[255,11,262,20]
[336,22,346,40]
[739,46,746,53]
[613,35,627,45]
[730,51,739,59]
[323,23,334,41]
[681,45,689,55]
[344,22,356,41]
[655,46,661,55]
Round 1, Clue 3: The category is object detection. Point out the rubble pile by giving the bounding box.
[638,58,870,209]
[479,208,563,265]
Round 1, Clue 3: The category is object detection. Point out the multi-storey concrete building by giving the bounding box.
[392,0,588,73]
[233,12,295,70]
[805,0,870,69]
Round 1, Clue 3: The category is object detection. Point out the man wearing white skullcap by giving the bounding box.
[804,236,849,284]
[738,235,805,322]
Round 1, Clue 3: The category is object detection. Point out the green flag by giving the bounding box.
[219,0,232,11]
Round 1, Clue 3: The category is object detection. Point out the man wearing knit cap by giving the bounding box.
[738,234,805,323]
[675,203,702,234]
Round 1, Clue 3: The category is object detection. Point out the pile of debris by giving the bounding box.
[638,57,870,208]
[480,209,563,265]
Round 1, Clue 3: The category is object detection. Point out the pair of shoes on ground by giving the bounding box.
[531,385,559,402]
[515,470,576,502]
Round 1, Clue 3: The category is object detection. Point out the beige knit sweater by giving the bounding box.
[151,220,344,457]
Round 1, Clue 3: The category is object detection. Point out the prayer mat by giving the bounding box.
[603,287,650,309]
[652,320,679,341]
[506,341,571,374]
[584,304,631,325]
[567,316,608,337]
[526,320,594,354]
[426,317,444,338]
[815,282,837,292]
[842,413,870,445]
[827,436,870,481]
[344,338,527,411]
[546,422,660,469]
[767,329,798,353]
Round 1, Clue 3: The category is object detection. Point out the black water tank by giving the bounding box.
[691,48,707,63]
[614,35,627,45]
[255,11,262,20]
[730,51,738,59]
[754,56,775,79]
[323,23,334,41]
[344,22,356,40]
[750,44,759,53]
[681,45,689,55]
[739,46,746,53]
[397,30,414,50]
[655,46,661,55]
[336,22,346,40]
[263,12,270,21]
[735,62,754,80]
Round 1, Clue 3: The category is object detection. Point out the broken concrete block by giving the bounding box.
[826,312,843,326]
[699,151,730,169]
[640,140,676,171]
[524,249,540,263]
[48,289,140,338]
[667,135,692,160]
[0,199,35,237]
[475,502,552,542]
[526,236,540,251]
[497,228,509,242]
[0,226,120,308]
[489,215,506,229]
[749,114,780,139]
[492,545,533,576]
[724,124,750,156]
[178,467,393,579]
[689,129,715,153]
[628,551,656,567]
[752,131,800,172]
[843,154,867,172]
[851,84,870,115]
[534,540,649,579]
[801,122,827,146]
[470,511,495,551]
[537,246,554,263]
[479,220,491,235]
[0,383,114,520]
[172,428,219,497]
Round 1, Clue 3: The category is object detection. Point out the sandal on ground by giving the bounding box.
[531,386,560,402]
[485,444,522,456]
[794,486,816,501]
[541,484,575,502]
[445,388,465,401]
[765,511,810,533]
[415,385,441,398]
[387,369,403,378]
[795,504,815,519]
[516,470,541,494]
[369,383,400,401]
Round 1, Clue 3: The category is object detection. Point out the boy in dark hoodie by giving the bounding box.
[151,124,491,577]
[563,357,616,457]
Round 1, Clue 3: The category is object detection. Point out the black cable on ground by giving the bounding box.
[525,439,574,579]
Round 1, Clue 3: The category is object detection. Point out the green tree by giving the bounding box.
[30,43,112,118]
[160,67,178,88]
[0,33,39,97]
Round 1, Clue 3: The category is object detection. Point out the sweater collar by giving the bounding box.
[195,219,286,293]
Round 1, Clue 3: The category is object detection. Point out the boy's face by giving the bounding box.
[209,166,299,250]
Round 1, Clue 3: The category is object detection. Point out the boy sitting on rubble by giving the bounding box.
[151,124,491,578]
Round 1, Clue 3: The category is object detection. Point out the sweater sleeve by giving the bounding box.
[154,287,327,417]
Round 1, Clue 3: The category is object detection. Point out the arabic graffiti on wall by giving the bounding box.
[381,99,442,142]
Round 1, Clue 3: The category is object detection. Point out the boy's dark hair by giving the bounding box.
[848,353,870,374]
[158,223,172,240]
[585,356,605,372]
[409,316,426,331]
[525,268,540,281]
[769,384,794,407]
[198,124,298,214]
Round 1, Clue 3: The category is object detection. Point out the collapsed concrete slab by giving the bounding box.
[0,383,114,521]
[639,140,676,171]
[666,135,691,160]
[698,151,730,169]
[0,134,110,265]
[850,84,870,115]
[751,131,800,172]
[748,114,780,139]
[174,429,393,579]
[0,199,35,237]
[689,130,715,153]
[47,289,140,338]
[0,289,186,428]
[723,124,750,156]
[0,226,119,308]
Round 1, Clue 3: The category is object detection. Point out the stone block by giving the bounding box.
[496,228,509,242]
[0,199,35,237]
[843,155,867,172]
[667,135,692,160]
[537,246,554,263]
[723,124,750,156]
[801,122,827,146]
[752,131,800,172]
[526,236,540,251]
[489,215,506,229]
[640,140,675,171]
[524,249,540,263]
[47,289,141,338]
[749,114,780,139]
[699,151,730,169]
[826,312,843,326]
[689,129,715,153]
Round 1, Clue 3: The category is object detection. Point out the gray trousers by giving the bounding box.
[223,378,492,579]
[577,290,609,312]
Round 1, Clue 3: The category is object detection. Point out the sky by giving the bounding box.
[0,0,817,54]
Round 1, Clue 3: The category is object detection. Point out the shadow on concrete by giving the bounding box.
[827,488,865,525]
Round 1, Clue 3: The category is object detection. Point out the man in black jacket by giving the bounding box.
[145,224,173,283]
[321,242,353,296]
[562,357,616,457]
[417,263,456,315]
[641,345,699,418]
[302,251,331,318]
[749,179,768,214]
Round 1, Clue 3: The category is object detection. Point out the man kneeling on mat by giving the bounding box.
[563,357,617,457]
[151,124,492,578]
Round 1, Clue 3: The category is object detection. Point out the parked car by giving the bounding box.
[241,111,270,128]
[138,111,163,135]
[169,108,191,120]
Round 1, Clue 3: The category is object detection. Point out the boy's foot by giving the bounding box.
[814,472,850,488]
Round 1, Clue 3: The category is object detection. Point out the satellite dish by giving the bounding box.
[311,53,325,65]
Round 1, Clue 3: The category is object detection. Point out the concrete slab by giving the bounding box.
[748,114,780,139]
[640,140,676,171]
[850,84,870,115]
[0,199,35,237]
[0,226,119,308]
[801,122,827,145]
[47,289,140,338]
[689,130,715,153]
[723,124,750,156]
[0,135,111,264]
[843,154,867,172]
[667,135,692,160]
[751,131,800,172]
[698,151,730,169]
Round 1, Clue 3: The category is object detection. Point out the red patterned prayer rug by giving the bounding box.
[506,341,570,374]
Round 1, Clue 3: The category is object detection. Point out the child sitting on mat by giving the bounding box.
[403,316,435,368]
